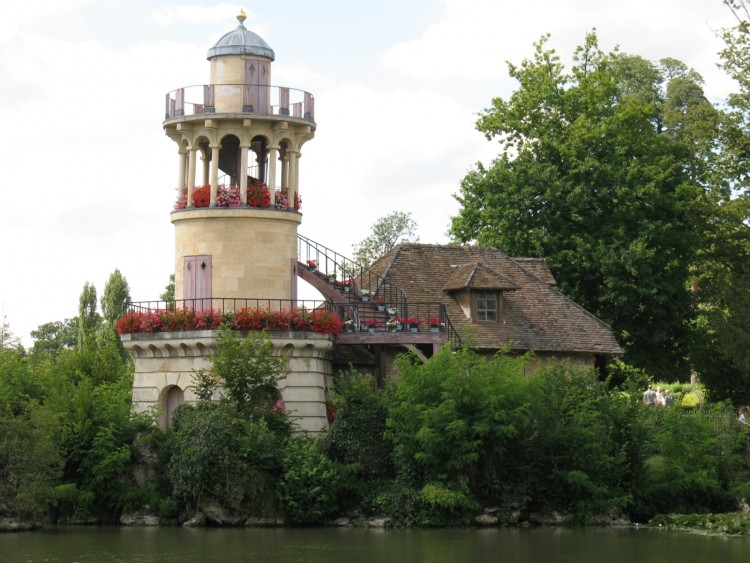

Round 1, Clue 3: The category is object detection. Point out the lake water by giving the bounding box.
[1,525,748,562]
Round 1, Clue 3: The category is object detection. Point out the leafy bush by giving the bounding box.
[319,369,394,478]
[387,347,532,523]
[278,436,343,524]
[0,405,62,520]
[168,402,282,516]
[629,405,742,520]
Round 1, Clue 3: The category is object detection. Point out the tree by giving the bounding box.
[352,211,418,267]
[193,330,289,426]
[688,1,750,402]
[77,282,100,351]
[0,310,20,350]
[30,318,78,355]
[160,274,175,305]
[449,32,719,378]
[719,0,750,193]
[168,330,291,518]
[101,269,130,330]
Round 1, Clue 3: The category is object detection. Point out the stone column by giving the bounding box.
[281,153,289,189]
[239,144,250,205]
[186,148,197,207]
[177,149,187,192]
[268,145,279,191]
[209,144,221,206]
[288,149,300,207]
[201,150,210,187]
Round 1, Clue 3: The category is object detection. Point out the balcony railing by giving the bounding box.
[165,84,315,121]
[121,298,461,349]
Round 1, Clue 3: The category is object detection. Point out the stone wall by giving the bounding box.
[122,330,334,433]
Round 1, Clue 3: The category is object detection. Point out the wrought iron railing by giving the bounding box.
[123,298,461,348]
[126,298,336,315]
[164,84,315,121]
[297,234,462,348]
[341,301,462,349]
[297,234,407,310]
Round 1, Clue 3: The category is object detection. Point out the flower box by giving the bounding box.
[428,318,444,333]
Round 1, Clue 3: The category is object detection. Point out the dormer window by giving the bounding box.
[475,291,498,321]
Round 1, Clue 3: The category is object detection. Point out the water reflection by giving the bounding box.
[1,525,748,563]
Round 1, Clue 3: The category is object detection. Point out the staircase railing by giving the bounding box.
[297,234,462,348]
[297,234,408,313]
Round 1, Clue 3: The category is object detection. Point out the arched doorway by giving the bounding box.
[164,385,185,428]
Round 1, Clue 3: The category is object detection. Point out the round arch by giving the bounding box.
[159,385,185,429]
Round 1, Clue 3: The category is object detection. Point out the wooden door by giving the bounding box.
[184,255,212,309]
[244,60,270,114]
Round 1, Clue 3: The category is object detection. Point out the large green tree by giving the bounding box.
[352,211,419,267]
[687,1,750,403]
[449,32,720,378]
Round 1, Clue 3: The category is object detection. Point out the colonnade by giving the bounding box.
[175,140,300,209]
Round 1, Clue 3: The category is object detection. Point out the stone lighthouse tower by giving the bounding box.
[164,10,315,305]
[123,12,332,433]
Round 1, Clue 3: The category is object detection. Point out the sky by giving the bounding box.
[0,0,739,346]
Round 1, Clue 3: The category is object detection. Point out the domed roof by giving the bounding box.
[207,11,275,61]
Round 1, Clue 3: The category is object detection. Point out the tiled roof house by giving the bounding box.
[363,243,622,372]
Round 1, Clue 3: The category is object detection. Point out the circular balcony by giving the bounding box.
[164,84,315,124]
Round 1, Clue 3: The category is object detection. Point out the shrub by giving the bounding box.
[320,369,394,478]
[278,437,343,524]
[168,402,282,515]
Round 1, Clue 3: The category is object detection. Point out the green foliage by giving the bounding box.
[629,405,743,520]
[449,32,718,379]
[387,347,532,522]
[77,282,101,351]
[352,211,419,267]
[0,346,51,412]
[30,318,78,356]
[0,404,62,520]
[160,274,175,305]
[101,269,131,330]
[520,366,640,521]
[650,512,750,535]
[168,402,282,516]
[200,331,287,415]
[278,436,343,524]
[319,369,394,478]
[0,311,20,350]
[48,373,150,520]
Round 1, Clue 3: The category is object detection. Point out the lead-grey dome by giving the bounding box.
[207,12,275,61]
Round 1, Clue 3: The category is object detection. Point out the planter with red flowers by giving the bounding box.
[428,317,444,333]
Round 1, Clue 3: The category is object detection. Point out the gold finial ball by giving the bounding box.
[237,9,247,24]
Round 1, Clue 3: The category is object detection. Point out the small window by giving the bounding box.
[475,291,498,321]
